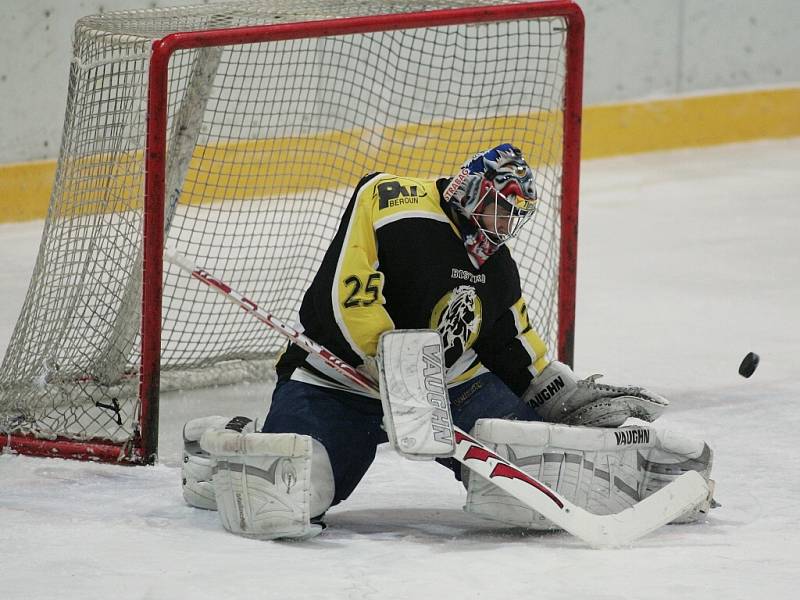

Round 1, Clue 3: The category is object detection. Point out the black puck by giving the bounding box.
[738,352,760,378]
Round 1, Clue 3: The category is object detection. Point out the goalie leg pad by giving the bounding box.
[640,429,715,523]
[182,415,255,510]
[463,419,714,530]
[200,431,334,540]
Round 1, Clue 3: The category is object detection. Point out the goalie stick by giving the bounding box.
[164,248,710,548]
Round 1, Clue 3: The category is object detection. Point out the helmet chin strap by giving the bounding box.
[446,203,501,268]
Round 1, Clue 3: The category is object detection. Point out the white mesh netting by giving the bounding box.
[0,0,575,455]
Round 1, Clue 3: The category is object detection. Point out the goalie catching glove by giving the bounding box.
[524,361,669,427]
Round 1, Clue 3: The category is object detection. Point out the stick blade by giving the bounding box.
[585,470,711,548]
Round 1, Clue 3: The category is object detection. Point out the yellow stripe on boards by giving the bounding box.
[582,87,800,158]
[0,160,57,223]
[180,111,562,204]
[1,87,798,224]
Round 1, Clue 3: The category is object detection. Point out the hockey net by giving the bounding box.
[0,0,583,463]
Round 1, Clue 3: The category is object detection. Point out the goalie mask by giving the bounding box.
[443,144,538,254]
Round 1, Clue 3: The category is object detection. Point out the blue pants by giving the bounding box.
[262,372,541,506]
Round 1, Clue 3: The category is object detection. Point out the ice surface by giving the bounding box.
[1,139,799,599]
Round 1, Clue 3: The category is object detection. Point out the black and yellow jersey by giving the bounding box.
[275,172,550,398]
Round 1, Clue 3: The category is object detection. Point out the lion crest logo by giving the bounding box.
[430,285,482,367]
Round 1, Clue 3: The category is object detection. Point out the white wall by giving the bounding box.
[581,0,800,104]
[1,0,798,163]
[0,0,223,164]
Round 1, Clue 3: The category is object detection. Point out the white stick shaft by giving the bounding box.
[164,247,376,390]
[167,249,709,548]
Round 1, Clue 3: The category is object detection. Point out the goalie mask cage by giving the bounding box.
[0,0,583,464]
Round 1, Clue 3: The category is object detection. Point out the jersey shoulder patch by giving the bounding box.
[364,174,444,219]
[364,175,446,224]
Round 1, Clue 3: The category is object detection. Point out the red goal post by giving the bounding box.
[1,0,584,464]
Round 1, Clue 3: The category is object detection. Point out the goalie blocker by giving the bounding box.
[464,419,715,529]
[377,329,456,460]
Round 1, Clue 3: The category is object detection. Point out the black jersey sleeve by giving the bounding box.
[474,288,549,397]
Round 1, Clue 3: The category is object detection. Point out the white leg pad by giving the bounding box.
[464,419,714,530]
[182,415,255,511]
[200,431,334,540]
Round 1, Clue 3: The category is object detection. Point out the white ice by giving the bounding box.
[1,139,799,599]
